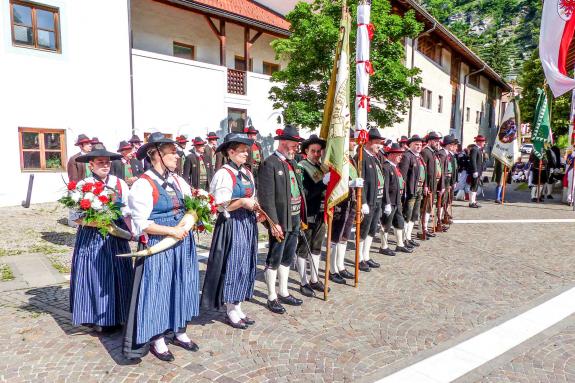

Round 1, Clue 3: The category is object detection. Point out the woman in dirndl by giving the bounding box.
[69,148,133,333]
[123,132,200,362]
[201,133,259,329]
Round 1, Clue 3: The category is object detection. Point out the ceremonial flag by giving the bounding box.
[532,88,552,160]
[540,0,575,97]
[321,8,351,219]
[492,99,521,168]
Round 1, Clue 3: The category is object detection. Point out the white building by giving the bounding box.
[1,0,508,207]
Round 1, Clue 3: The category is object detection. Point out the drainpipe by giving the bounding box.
[127,0,136,135]
[408,22,437,137]
[459,64,486,144]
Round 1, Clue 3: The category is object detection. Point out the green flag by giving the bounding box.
[532,88,551,160]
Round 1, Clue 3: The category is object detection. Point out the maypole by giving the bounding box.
[354,0,373,288]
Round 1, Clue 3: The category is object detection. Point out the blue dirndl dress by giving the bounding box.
[201,169,258,309]
[124,176,199,351]
[69,188,133,327]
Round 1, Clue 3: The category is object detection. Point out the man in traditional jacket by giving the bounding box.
[204,132,224,174]
[380,143,412,256]
[399,136,409,150]
[356,128,385,272]
[129,134,147,171]
[295,134,327,298]
[183,137,212,190]
[243,125,264,179]
[399,134,424,246]
[420,132,444,236]
[468,135,486,208]
[67,134,93,182]
[258,125,306,314]
[111,140,142,186]
[174,135,188,176]
[437,135,458,227]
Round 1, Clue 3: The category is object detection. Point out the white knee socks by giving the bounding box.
[278,265,290,297]
[265,268,278,301]
[424,213,430,230]
[380,231,389,250]
[336,242,347,271]
[358,240,365,261]
[330,244,339,273]
[226,303,241,323]
[309,253,321,283]
[296,256,308,286]
[363,235,373,261]
[470,191,477,204]
[395,228,405,247]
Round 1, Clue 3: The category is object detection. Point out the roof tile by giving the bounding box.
[192,0,290,31]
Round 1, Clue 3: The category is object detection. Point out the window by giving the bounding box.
[438,95,443,113]
[417,35,442,65]
[234,56,253,72]
[173,42,195,60]
[420,88,432,110]
[143,132,173,142]
[19,128,67,171]
[466,107,470,122]
[468,73,480,88]
[228,108,248,133]
[10,1,60,52]
[476,111,480,124]
[263,61,280,76]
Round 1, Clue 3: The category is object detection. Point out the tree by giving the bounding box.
[269,0,423,130]
[479,34,513,79]
[518,49,571,136]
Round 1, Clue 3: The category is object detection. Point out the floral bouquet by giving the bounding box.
[59,180,131,239]
[184,188,218,233]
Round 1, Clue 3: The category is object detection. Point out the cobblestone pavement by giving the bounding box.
[1,185,575,382]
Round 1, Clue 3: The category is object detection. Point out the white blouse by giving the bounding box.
[70,175,130,221]
[128,170,192,235]
[210,164,256,211]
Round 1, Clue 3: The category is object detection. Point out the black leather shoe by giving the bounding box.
[469,202,481,208]
[329,272,346,284]
[531,198,537,202]
[408,239,420,247]
[339,269,354,279]
[150,346,175,362]
[278,294,303,306]
[172,338,199,352]
[379,248,396,256]
[359,261,371,272]
[426,230,437,237]
[300,284,316,297]
[366,259,380,268]
[404,242,414,250]
[309,281,329,292]
[396,246,413,253]
[267,299,286,314]
[242,317,255,326]
[417,233,430,241]
[547,195,554,199]
[226,317,248,330]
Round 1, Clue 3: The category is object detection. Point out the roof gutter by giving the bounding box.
[162,0,291,37]
[460,64,486,144]
[407,22,437,136]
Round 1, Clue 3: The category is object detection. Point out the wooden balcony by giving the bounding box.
[227,68,246,95]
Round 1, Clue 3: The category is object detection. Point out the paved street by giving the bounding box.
[1,184,575,382]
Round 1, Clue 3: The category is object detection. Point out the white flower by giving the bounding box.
[70,191,82,202]
[84,192,95,201]
[197,189,209,198]
[91,199,103,211]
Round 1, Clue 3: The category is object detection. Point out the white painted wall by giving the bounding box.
[0,0,132,207]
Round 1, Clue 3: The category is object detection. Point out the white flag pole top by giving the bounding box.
[355,1,373,135]
[540,0,575,97]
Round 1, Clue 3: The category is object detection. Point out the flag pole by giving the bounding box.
[501,165,508,205]
[355,145,363,288]
[537,159,542,202]
[324,214,332,300]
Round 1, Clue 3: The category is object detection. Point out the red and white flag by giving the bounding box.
[540,0,575,97]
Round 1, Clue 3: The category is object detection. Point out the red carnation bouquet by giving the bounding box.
[59,180,130,238]
[183,188,217,233]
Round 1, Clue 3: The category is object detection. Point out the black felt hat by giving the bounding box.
[442,135,458,146]
[300,134,326,153]
[135,132,176,161]
[368,128,384,141]
[215,133,254,154]
[129,134,143,144]
[407,135,424,145]
[75,148,121,163]
[274,125,304,142]
[75,134,91,146]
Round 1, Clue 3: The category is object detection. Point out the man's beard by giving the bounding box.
[286,152,295,160]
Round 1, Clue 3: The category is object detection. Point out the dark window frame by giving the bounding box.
[263,61,280,76]
[234,55,254,72]
[173,41,195,60]
[438,95,443,113]
[18,127,67,172]
[10,0,61,53]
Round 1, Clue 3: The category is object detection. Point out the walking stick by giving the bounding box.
[501,166,508,205]
[537,159,542,203]
[354,142,365,288]
[435,192,443,232]
[324,214,333,300]
[420,192,428,240]
[428,190,436,233]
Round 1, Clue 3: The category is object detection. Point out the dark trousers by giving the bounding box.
[332,197,356,243]
[470,176,480,192]
[297,218,326,258]
[360,200,382,240]
[266,217,300,270]
[403,189,422,222]
[382,205,405,230]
